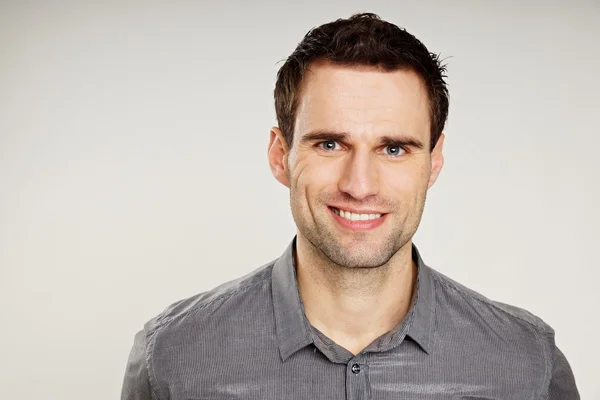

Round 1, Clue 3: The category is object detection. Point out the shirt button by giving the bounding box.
[351,363,361,374]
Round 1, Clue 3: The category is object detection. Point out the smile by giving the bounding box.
[328,207,388,231]
[330,207,384,221]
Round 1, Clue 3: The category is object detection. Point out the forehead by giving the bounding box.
[294,62,431,144]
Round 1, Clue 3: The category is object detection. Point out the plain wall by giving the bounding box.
[1,0,598,398]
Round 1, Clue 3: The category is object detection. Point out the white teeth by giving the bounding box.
[333,208,382,221]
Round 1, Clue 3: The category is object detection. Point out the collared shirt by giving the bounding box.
[121,238,579,399]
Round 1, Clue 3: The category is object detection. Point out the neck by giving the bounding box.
[295,234,417,355]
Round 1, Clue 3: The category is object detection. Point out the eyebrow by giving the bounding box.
[300,130,425,150]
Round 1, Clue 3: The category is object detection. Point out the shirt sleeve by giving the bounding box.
[121,329,155,400]
[546,343,579,400]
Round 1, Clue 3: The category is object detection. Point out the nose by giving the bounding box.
[337,150,379,200]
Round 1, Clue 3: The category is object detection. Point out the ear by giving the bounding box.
[428,133,445,189]
[268,127,291,188]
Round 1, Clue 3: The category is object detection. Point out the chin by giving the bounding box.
[323,243,395,269]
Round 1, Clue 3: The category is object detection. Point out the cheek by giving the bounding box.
[292,156,341,194]
[382,164,429,200]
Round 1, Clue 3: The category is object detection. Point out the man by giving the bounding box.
[121,13,579,399]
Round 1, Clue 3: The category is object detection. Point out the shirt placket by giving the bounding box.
[345,354,369,400]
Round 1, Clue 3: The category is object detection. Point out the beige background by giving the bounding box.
[1,0,598,398]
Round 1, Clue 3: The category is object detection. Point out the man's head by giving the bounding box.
[268,13,449,269]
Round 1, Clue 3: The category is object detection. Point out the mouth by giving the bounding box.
[328,206,388,231]
[329,207,384,221]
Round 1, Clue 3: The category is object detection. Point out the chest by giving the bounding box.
[162,344,543,400]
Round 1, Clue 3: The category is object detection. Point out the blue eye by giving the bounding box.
[385,145,405,156]
[320,141,338,151]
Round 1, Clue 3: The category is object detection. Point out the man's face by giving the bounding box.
[269,62,444,268]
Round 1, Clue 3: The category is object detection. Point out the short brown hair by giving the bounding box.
[274,13,449,151]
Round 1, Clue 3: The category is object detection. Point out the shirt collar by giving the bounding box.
[405,243,436,354]
[271,237,313,362]
[271,237,436,361]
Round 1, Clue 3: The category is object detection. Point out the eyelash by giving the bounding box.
[317,140,408,157]
[318,141,341,151]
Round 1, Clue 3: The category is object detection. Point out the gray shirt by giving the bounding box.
[121,238,579,399]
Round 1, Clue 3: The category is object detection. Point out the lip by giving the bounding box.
[328,205,387,214]
[328,206,388,231]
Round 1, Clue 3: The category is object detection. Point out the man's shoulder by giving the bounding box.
[143,258,277,339]
[428,266,554,336]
